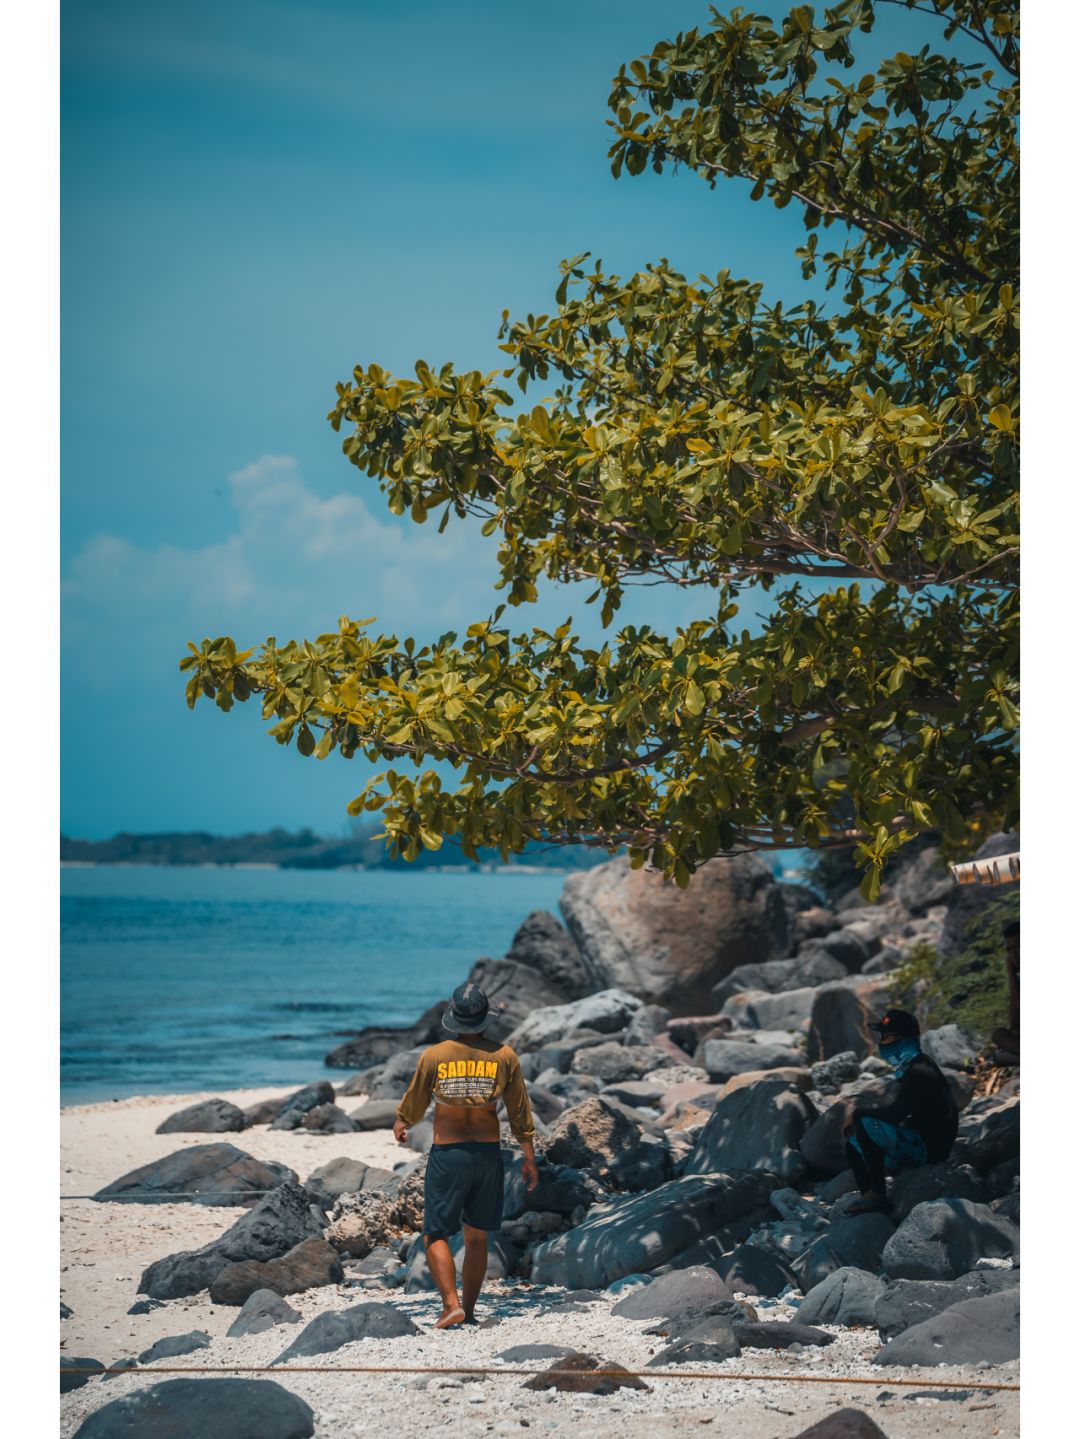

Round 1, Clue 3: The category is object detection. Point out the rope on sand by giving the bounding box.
[57,1363,1019,1392]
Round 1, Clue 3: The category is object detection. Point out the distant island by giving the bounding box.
[59,825,614,872]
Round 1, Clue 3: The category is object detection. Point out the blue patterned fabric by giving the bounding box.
[849,1116,928,1172]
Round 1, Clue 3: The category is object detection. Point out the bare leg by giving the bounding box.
[424,1236,465,1328]
[461,1223,488,1320]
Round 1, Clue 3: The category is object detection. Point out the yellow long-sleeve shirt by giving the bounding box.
[396,1036,535,1144]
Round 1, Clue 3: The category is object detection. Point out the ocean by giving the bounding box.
[60,865,567,1104]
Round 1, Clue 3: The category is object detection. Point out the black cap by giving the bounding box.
[868,1008,921,1042]
[442,981,501,1035]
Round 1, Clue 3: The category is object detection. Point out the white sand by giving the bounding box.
[60,1088,1019,1437]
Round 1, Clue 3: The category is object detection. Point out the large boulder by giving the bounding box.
[507,990,643,1053]
[209,1238,344,1306]
[790,1412,889,1439]
[793,1212,896,1291]
[875,1267,1020,1341]
[502,1155,591,1220]
[888,1163,987,1220]
[560,852,790,1013]
[701,1039,803,1082]
[922,1024,980,1070]
[541,1096,642,1171]
[345,1048,429,1102]
[881,1198,1019,1280]
[806,980,892,1064]
[138,1182,326,1300]
[571,1042,672,1084]
[797,1266,886,1327]
[723,988,818,1032]
[70,1379,315,1439]
[155,1099,246,1134]
[684,1077,817,1184]
[874,1287,1020,1367]
[95,1144,295,1206]
[269,1081,336,1129]
[227,1289,302,1337]
[504,910,592,1000]
[714,1244,798,1298]
[304,1157,397,1210]
[951,1097,1020,1172]
[893,845,955,915]
[272,1302,420,1363]
[529,1171,780,1289]
[610,1264,731,1319]
[713,953,846,1007]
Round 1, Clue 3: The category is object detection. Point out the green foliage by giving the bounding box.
[890,887,1018,1039]
[182,0,1018,892]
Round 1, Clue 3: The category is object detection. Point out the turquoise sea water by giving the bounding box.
[60,866,566,1104]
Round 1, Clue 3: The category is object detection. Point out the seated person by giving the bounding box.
[843,1007,959,1215]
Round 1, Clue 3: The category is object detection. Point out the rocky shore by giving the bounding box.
[60,836,1019,1438]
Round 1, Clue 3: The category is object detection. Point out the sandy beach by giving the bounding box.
[60,1086,1019,1438]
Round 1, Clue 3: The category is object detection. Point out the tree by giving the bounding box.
[182,0,1018,898]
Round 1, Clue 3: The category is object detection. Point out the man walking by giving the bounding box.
[842,1008,959,1215]
[394,981,538,1328]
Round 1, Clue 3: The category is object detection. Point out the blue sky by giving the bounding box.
[61,0,979,839]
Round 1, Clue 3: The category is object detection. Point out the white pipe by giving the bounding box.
[948,852,1020,886]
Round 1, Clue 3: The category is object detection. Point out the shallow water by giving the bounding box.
[60,866,565,1102]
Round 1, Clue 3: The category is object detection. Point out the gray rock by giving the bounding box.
[794,907,842,944]
[882,1198,1019,1280]
[338,1049,428,1103]
[874,1287,1019,1366]
[61,1302,73,1319]
[809,1052,862,1095]
[530,1171,779,1289]
[138,1181,326,1300]
[496,1344,575,1362]
[804,930,871,973]
[951,1097,1020,1172]
[992,1191,1020,1224]
[624,1004,674,1046]
[70,1378,315,1438]
[95,1143,295,1206]
[156,1099,246,1134]
[542,1095,642,1171]
[888,1163,987,1221]
[272,1302,420,1363]
[325,1022,434,1072]
[504,909,592,1000]
[701,1040,803,1082]
[61,1358,105,1393]
[875,1266,1020,1340]
[642,1299,756,1335]
[684,1076,816,1185]
[137,1330,211,1364]
[503,1154,591,1220]
[894,845,955,914]
[300,1103,356,1134]
[797,1266,886,1327]
[606,1132,674,1192]
[806,981,892,1064]
[405,1119,433,1153]
[724,988,818,1032]
[269,1081,336,1129]
[794,1212,896,1291]
[713,955,845,1007]
[227,1289,302,1337]
[648,1325,741,1365]
[462,955,571,1036]
[560,851,791,1014]
[922,1024,980,1070]
[611,1264,731,1319]
[715,1244,798,1298]
[601,1080,668,1108]
[571,1042,671,1084]
[508,990,643,1052]
[526,1083,565,1124]
[304,1157,397,1209]
[209,1237,345,1306]
[790,1411,889,1439]
[348,1100,400,1130]
[735,1321,834,1349]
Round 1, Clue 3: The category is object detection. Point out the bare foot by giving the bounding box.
[435,1305,466,1330]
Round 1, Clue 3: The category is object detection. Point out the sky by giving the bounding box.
[61,0,982,839]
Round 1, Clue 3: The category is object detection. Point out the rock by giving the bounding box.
[701,1039,803,1082]
[405,1119,433,1153]
[665,1013,733,1053]
[992,1191,1020,1224]
[325,1026,429,1072]
[526,1084,564,1124]
[463,956,570,1035]
[346,1047,430,1102]
[938,831,1018,957]
[272,1301,420,1363]
[70,1378,315,1438]
[242,1095,290,1126]
[723,988,818,1032]
[607,1132,674,1192]
[507,990,643,1052]
[560,852,791,1013]
[137,1330,211,1364]
[95,1144,296,1206]
[684,1076,817,1184]
[496,1344,576,1362]
[504,909,592,999]
[624,1004,674,1046]
[156,1099,246,1134]
[715,1244,799,1298]
[126,1299,165,1316]
[304,1157,395,1210]
[806,981,892,1064]
[601,1079,667,1108]
[522,1352,649,1394]
[542,1096,642,1171]
[503,1154,591,1220]
[790,1411,888,1439]
[874,1287,1019,1366]
[611,1264,731,1318]
[893,846,955,914]
[714,955,845,1007]
[951,1097,1020,1171]
[227,1289,303,1337]
[805,930,872,974]
[209,1237,344,1305]
[348,1099,401,1131]
[882,1198,1019,1280]
[794,907,842,945]
[325,1188,415,1259]
[529,1171,779,1289]
[138,1181,326,1300]
[649,1325,741,1366]
[922,1024,980,1070]
[809,1052,862,1095]
[642,1298,757,1335]
[875,1266,1020,1340]
[61,1358,104,1393]
[571,1042,671,1084]
[269,1081,336,1129]
[888,1163,987,1220]
[794,1213,896,1291]
[799,1082,894,1175]
[797,1267,886,1327]
[61,1302,73,1319]
[735,1321,834,1349]
[335,1071,377,1097]
[300,1103,356,1134]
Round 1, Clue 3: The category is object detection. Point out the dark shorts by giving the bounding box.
[850,1117,929,1172]
[423,1141,505,1238]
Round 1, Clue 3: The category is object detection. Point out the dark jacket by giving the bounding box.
[854,1051,959,1162]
